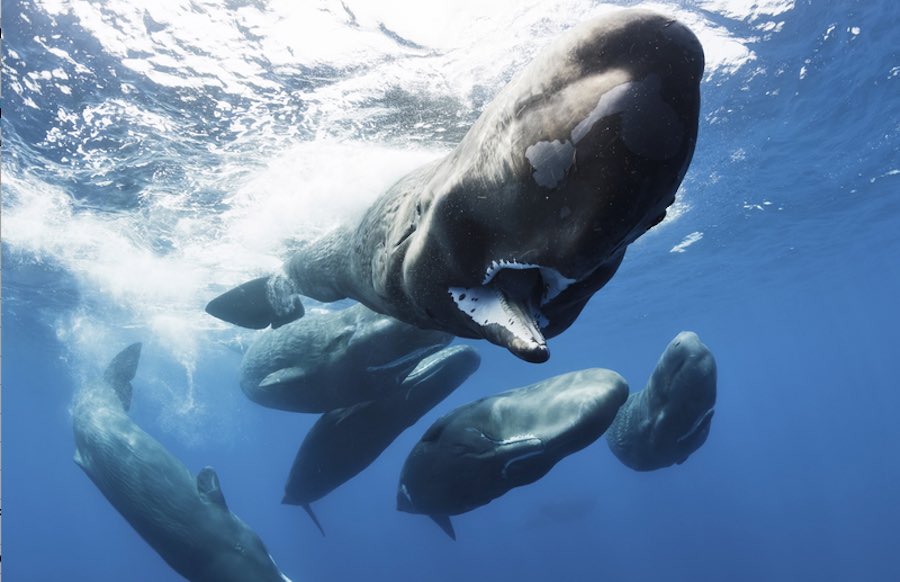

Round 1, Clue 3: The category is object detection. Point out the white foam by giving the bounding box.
[670,231,704,253]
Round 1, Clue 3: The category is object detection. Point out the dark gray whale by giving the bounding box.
[606,331,717,471]
[207,9,705,363]
[396,368,628,539]
[72,344,292,582]
[240,302,452,412]
[283,345,480,535]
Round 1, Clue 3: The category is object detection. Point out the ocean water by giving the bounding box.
[2,0,899,580]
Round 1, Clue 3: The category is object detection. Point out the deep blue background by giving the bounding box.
[3,1,900,581]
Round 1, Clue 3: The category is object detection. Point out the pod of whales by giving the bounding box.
[283,345,481,535]
[240,302,452,412]
[606,331,717,471]
[396,368,628,539]
[72,344,292,582]
[63,10,719,577]
[206,8,705,363]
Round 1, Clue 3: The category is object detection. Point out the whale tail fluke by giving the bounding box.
[206,275,305,330]
[103,343,142,412]
[429,514,456,541]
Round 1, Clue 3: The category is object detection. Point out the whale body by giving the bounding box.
[606,331,717,471]
[72,344,292,582]
[283,345,480,535]
[240,302,452,412]
[397,367,628,539]
[207,9,705,363]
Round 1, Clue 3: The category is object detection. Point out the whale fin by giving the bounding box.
[197,466,229,510]
[365,343,447,386]
[206,275,305,329]
[301,503,326,537]
[259,367,307,389]
[429,515,456,540]
[103,342,142,412]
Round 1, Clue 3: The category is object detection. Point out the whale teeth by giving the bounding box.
[449,286,548,363]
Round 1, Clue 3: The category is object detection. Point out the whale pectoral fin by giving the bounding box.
[73,448,85,469]
[429,515,456,541]
[103,342,142,412]
[301,503,326,537]
[197,466,229,510]
[365,343,447,387]
[259,367,307,390]
[206,276,305,329]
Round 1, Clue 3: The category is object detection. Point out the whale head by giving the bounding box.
[403,9,704,362]
[646,331,717,463]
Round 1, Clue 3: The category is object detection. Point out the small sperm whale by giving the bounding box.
[606,331,717,471]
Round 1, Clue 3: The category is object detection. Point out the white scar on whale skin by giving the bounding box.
[526,79,639,189]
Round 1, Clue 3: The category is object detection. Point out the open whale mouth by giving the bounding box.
[448,261,576,363]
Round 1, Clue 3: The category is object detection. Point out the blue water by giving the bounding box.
[3,1,899,580]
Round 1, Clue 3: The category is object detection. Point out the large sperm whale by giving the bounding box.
[72,344,293,582]
[206,8,705,363]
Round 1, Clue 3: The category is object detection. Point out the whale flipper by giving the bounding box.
[258,367,307,390]
[301,503,326,537]
[429,514,456,541]
[197,466,228,510]
[103,342,142,412]
[206,276,305,329]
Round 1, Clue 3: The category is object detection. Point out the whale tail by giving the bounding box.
[206,275,305,330]
[103,343,142,412]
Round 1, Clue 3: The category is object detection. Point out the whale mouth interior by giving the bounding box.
[448,262,577,362]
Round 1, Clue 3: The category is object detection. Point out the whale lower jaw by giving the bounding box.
[449,285,548,363]
[448,262,578,363]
